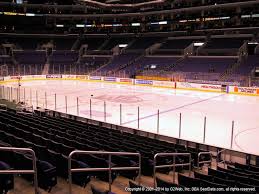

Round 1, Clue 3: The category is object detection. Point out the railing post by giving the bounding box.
[7,87,9,101]
[30,88,32,106]
[231,121,234,149]
[138,154,141,185]
[11,87,13,101]
[32,150,38,194]
[189,154,191,177]
[0,86,3,99]
[203,116,207,144]
[15,87,18,102]
[108,154,112,192]
[173,155,176,183]
[77,97,79,116]
[104,101,106,122]
[18,85,21,103]
[36,90,38,108]
[137,106,140,129]
[45,92,47,109]
[23,87,25,103]
[9,87,11,101]
[157,109,160,134]
[153,156,156,187]
[179,113,182,138]
[120,104,122,125]
[54,93,57,110]
[65,96,67,114]
[68,153,72,194]
[90,98,92,118]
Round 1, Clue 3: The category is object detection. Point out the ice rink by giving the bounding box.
[2,80,259,155]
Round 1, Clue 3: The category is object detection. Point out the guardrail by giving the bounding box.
[217,149,227,168]
[197,152,213,168]
[16,104,34,115]
[0,147,38,194]
[68,150,141,194]
[153,153,191,187]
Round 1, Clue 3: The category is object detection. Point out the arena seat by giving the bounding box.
[156,176,177,189]
[178,174,200,188]
[0,161,14,194]
[0,109,202,190]
[193,171,214,182]
[235,162,259,173]
[213,176,235,187]
[91,185,109,194]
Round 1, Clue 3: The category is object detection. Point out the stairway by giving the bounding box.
[114,54,144,77]
[89,56,114,76]
[220,56,243,82]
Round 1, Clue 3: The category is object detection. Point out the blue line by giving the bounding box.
[122,93,225,125]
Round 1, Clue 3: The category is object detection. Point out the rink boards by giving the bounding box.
[1,74,259,96]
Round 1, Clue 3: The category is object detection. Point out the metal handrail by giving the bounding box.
[217,149,227,168]
[197,152,212,168]
[153,153,191,187]
[16,104,34,115]
[0,147,38,194]
[68,150,141,194]
[0,104,7,111]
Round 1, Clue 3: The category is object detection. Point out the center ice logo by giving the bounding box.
[93,95,143,103]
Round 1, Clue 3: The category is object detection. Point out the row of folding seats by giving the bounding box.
[154,170,259,194]
[1,111,188,171]
[0,141,57,192]
[0,110,201,178]
[207,168,259,192]
[235,162,259,174]
[0,130,92,188]
[0,124,132,183]
[0,110,175,156]
[178,173,258,194]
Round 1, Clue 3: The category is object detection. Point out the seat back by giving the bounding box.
[91,186,109,194]
[178,174,200,187]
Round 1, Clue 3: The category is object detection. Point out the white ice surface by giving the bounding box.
[3,80,259,155]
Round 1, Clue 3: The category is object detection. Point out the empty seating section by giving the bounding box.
[125,56,180,74]
[102,37,133,50]
[205,38,247,49]
[48,51,79,74]
[49,50,78,65]
[0,109,259,192]
[200,38,249,56]
[1,35,259,85]
[151,165,259,193]
[1,36,76,50]
[154,39,195,55]
[52,37,76,50]
[177,57,237,73]
[237,55,259,75]
[14,50,46,65]
[78,38,106,50]
[0,56,12,65]
[160,39,194,50]
[80,56,110,67]
[0,109,208,188]
[1,37,40,50]
[127,37,162,50]
[98,53,140,72]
